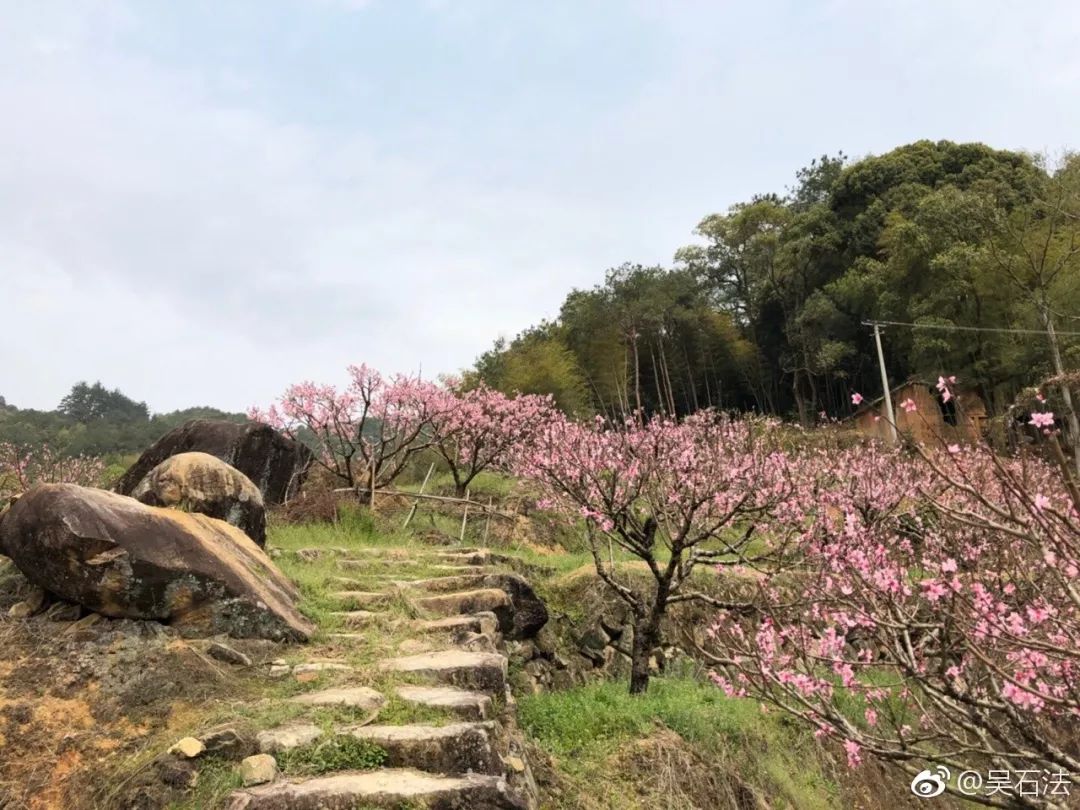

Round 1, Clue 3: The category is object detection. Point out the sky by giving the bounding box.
[3,1,1080,413]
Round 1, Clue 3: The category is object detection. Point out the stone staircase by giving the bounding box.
[224,546,539,810]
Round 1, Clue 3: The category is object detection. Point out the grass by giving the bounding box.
[399,469,518,500]
[521,675,838,810]
[166,757,243,810]
[277,734,387,776]
[165,736,387,808]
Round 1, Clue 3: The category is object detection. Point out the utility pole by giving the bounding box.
[864,321,898,444]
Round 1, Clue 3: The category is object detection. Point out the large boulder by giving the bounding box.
[0,484,313,641]
[115,420,312,505]
[131,452,267,547]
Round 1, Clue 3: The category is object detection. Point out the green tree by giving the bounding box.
[58,381,150,423]
[478,140,1074,425]
[472,327,593,416]
[983,153,1080,468]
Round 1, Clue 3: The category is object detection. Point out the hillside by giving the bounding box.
[0,382,246,458]
[470,142,1080,424]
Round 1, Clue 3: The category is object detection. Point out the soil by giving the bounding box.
[0,567,282,810]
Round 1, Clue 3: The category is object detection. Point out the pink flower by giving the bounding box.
[922,579,948,602]
[851,392,864,405]
[941,558,958,573]
[1027,606,1050,624]
[947,444,960,454]
[1030,412,1055,429]
[1002,682,1045,711]
[843,739,862,768]
[864,708,878,727]
[1034,494,1052,511]
[900,398,917,413]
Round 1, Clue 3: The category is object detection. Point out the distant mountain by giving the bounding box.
[0,382,246,457]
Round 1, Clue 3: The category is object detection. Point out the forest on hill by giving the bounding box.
[0,381,245,457]
[10,140,1080,456]
[470,140,1080,423]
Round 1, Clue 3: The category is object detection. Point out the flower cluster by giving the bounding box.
[252,367,558,494]
[703,436,1080,792]
[430,383,556,496]
[0,443,106,506]
[251,364,454,490]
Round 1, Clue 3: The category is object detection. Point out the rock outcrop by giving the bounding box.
[0,484,313,641]
[131,451,267,546]
[115,420,312,505]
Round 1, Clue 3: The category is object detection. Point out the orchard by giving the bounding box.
[3,365,1076,805]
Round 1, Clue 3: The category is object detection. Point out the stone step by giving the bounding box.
[434,549,500,566]
[395,684,493,721]
[346,721,503,775]
[457,631,498,654]
[335,547,413,558]
[227,768,526,810]
[290,661,354,682]
[331,577,378,588]
[335,575,441,589]
[411,613,499,637]
[339,559,481,574]
[330,610,381,627]
[379,650,508,694]
[289,686,385,712]
[415,588,512,621]
[292,661,353,675]
[292,547,350,561]
[256,723,323,754]
[327,632,365,642]
[405,573,548,641]
[331,590,394,608]
[397,574,491,592]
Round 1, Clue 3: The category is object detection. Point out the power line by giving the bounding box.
[862,319,1080,337]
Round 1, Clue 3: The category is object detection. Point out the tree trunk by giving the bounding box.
[628,616,659,695]
[650,346,665,415]
[632,334,642,414]
[450,466,467,499]
[1042,306,1080,476]
[792,373,809,427]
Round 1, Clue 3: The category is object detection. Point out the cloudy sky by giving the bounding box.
[3,1,1080,412]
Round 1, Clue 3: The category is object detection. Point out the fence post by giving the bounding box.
[459,488,470,542]
[403,463,436,529]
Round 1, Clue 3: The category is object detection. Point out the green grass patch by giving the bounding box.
[374,695,458,726]
[521,676,837,809]
[277,734,387,776]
